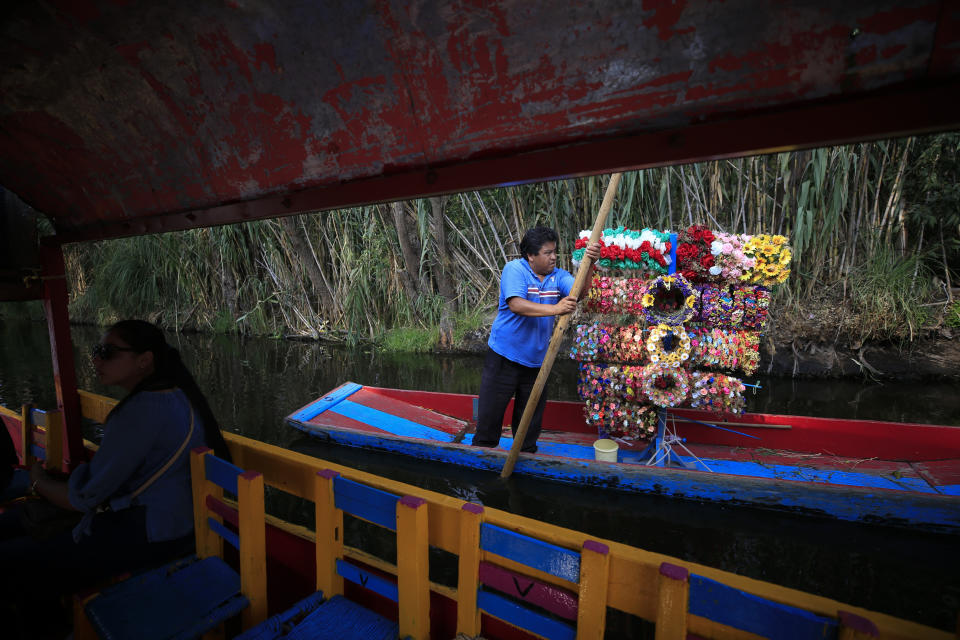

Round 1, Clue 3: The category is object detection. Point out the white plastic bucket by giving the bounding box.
[593,439,619,462]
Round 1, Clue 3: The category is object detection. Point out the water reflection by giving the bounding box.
[2,321,958,428]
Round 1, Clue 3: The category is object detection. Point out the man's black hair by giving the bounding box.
[519,226,559,259]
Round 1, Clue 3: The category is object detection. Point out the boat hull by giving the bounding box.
[287,383,960,533]
[290,418,960,532]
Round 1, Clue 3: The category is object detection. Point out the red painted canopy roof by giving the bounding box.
[1,0,958,242]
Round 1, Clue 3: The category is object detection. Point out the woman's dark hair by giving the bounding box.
[519,226,559,259]
[105,320,231,462]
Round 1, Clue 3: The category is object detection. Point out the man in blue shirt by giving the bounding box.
[473,226,599,452]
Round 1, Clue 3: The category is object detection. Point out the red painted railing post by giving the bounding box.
[39,240,85,470]
[838,610,879,639]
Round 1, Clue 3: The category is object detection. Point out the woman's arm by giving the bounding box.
[68,396,164,511]
[30,462,77,511]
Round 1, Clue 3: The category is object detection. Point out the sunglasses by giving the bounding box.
[92,343,137,360]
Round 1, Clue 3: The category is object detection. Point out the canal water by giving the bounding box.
[1,319,959,631]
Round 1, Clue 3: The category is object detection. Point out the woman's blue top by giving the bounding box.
[68,389,206,542]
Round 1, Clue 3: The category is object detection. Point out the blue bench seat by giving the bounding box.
[235,594,397,640]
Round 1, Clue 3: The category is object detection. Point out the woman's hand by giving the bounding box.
[29,461,46,485]
[28,461,78,510]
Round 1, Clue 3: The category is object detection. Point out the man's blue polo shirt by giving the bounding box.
[488,259,574,367]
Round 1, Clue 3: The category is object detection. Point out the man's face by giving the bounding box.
[528,241,557,276]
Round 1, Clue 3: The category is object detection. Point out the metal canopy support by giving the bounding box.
[39,242,85,470]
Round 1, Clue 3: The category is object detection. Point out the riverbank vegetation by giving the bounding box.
[18,133,960,351]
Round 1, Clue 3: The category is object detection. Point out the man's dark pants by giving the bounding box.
[473,348,547,453]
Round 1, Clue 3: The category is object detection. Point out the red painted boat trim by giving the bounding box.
[342,386,960,461]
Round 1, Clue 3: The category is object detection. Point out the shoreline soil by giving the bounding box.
[10,302,960,380]
[447,293,960,380]
[450,326,960,380]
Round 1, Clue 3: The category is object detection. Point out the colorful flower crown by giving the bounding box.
[641,363,690,408]
[583,276,648,315]
[689,372,747,414]
[572,227,672,274]
[742,234,791,286]
[708,232,756,284]
[578,363,646,402]
[676,224,716,283]
[646,324,692,368]
[694,284,770,330]
[570,323,648,363]
[641,274,697,325]
[583,398,659,440]
[689,328,760,376]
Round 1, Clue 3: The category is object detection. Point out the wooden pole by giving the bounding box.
[39,241,85,471]
[500,172,622,479]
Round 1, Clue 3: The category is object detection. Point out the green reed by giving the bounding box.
[60,133,958,346]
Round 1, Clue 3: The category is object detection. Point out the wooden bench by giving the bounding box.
[76,447,267,639]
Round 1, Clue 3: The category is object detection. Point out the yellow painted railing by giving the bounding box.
[1,402,63,471]
[73,391,950,640]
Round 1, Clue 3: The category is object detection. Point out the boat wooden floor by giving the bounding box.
[297,385,960,497]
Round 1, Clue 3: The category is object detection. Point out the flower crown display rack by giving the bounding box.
[637,236,698,469]
[574,230,696,468]
[572,225,787,470]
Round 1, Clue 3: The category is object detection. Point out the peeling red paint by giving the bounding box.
[642,0,694,41]
[881,44,907,58]
[253,43,277,72]
[196,29,253,84]
[0,111,95,224]
[0,1,957,239]
[114,41,151,64]
[638,70,695,90]
[855,44,879,67]
[858,3,938,35]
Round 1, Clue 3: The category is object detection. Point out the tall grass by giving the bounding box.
[847,245,934,341]
[61,134,958,346]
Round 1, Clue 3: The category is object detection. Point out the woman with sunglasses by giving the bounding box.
[0,320,231,637]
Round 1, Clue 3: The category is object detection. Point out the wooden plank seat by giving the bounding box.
[234,593,398,640]
[687,572,839,638]
[80,447,267,639]
[657,561,879,639]
[236,467,432,640]
[83,556,250,640]
[456,503,611,640]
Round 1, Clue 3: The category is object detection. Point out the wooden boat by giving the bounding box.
[3,391,955,640]
[3,1,960,637]
[288,382,960,533]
